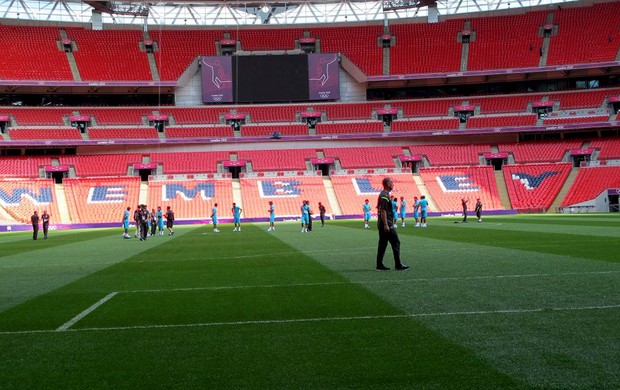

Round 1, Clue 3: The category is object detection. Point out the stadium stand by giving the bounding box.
[392,118,460,132]
[0,25,72,80]
[561,166,620,207]
[320,102,374,121]
[399,99,462,117]
[419,166,503,211]
[63,177,140,223]
[237,149,316,171]
[497,141,582,163]
[241,105,304,123]
[542,115,610,125]
[409,144,490,166]
[242,123,308,137]
[0,156,51,178]
[87,127,160,140]
[472,94,542,114]
[232,28,305,51]
[151,151,230,174]
[147,178,234,220]
[546,3,620,66]
[165,126,232,138]
[466,114,538,128]
[8,108,72,126]
[240,176,332,219]
[311,26,383,76]
[390,20,462,74]
[162,107,221,125]
[550,88,620,109]
[468,12,545,70]
[503,163,572,211]
[590,137,620,160]
[330,173,422,216]
[65,28,152,81]
[323,146,403,169]
[82,108,150,126]
[8,128,82,140]
[149,30,221,81]
[0,179,61,223]
[59,154,143,177]
[315,121,383,134]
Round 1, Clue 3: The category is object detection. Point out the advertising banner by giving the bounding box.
[201,56,233,103]
[308,53,340,101]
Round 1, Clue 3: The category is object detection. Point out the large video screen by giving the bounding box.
[201,53,340,104]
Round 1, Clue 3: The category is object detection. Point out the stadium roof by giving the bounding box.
[0,0,584,26]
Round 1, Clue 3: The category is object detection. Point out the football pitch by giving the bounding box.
[1,215,619,389]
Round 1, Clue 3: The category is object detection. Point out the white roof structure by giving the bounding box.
[0,0,584,26]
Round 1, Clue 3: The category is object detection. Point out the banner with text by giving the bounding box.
[308,53,340,101]
[201,56,233,103]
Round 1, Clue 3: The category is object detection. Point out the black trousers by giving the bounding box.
[141,222,148,240]
[462,211,468,222]
[43,222,49,238]
[320,214,325,226]
[32,224,39,240]
[376,226,402,268]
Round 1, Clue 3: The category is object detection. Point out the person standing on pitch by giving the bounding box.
[318,202,326,227]
[150,208,157,236]
[301,200,310,233]
[268,201,275,231]
[41,209,50,239]
[363,199,371,229]
[31,210,40,240]
[211,203,220,233]
[166,206,175,236]
[133,204,141,238]
[419,195,429,227]
[122,206,131,239]
[391,196,399,229]
[413,196,420,227]
[232,202,242,232]
[461,198,469,223]
[139,205,149,241]
[475,198,483,222]
[399,196,407,227]
[376,177,409,271]
[157,206,165,235]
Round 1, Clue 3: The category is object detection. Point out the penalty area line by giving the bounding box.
[2,303,618,336]
[55,292,118,332]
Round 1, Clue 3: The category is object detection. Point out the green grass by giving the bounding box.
[1,214,619,389]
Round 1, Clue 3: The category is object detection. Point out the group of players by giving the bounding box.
[122,205,175,240]
[363,195,429,230]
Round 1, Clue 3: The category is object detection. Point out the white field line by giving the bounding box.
[120,270,620,294]
[55,292,118,332]
[2,304,619,336]
[0,247,378,269]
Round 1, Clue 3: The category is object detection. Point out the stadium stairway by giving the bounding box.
[232,179,244,210]
[0,204,17,224]
[494,170,512,210]
[54,183,72,223]
[549,166,579,213]
[412,174,438,211]
[322,176,342,215]
[139,182,149,206]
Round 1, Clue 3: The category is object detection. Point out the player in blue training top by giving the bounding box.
[211,203,220,233]
[399,196,407,227]
[363,199,371,229]
[391,196,399,229]
[268,201,275,231]
[232,202,242,231]
[156,206,164,235]
[412,196,420,227]
[419,195,429,228]
[122,206,131,239]
[301,200,310,233]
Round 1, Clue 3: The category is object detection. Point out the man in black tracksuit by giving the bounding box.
[376,177,409,271]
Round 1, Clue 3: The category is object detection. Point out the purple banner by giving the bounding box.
[134,163,158,170]
[69,115,90,122]
[310,158,334,165]
[308,53,340,101]
[484,152,508,159]
[300,111,322,118]
[532,101,554,108]
[376,108,398,115]
[0,115,9,122]
[202,56,233,104]
[454,105,475,112]
[399,155,422,162]
[222,160,246,167]
[609,96,620,103]
[44,165,69,172]
[147,115,169,121]
[607,189,620,195]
